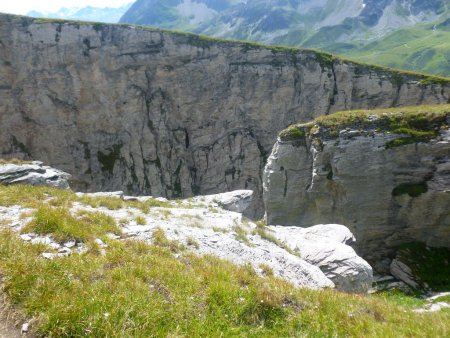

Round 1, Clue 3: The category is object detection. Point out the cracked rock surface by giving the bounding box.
[264,125,450,272]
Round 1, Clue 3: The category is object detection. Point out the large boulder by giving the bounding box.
[0,161,71,189]
[268,224,373,293]
[205,190,254,213]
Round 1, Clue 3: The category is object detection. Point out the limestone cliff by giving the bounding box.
[263,105,450,271]
[0,14,449,217]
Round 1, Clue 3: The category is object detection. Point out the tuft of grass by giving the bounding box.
[186,236,200,249]
[232,226,252,246]
[21,205,120,244]
[278,124,311,141]
[135,215,146,225]
[259,263,274,277]
[152,227,184,253]
[158,209,172,219]
[212,226,229,233]
[0,229,449,337]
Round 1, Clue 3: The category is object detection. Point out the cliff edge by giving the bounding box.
[263,105,450,271]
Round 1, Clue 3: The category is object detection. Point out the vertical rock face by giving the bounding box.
[263,108,450,271]
[0,14,449,217]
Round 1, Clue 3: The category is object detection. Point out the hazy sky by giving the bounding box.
[0,0,132,15]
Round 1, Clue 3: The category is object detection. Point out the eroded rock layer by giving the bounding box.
[0,14,449,216]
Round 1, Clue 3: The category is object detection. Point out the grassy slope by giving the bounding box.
[341,22,450,77]
[0,184,449,336]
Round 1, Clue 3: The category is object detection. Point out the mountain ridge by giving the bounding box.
[119,0,450,76]
[28,3,132,24]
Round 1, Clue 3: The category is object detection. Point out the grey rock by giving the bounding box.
[0,13,448,218]
[300,223,356,245]
[211,190,254,213]
[0,163,71,189]
[414,302,450,313]
[370,280,413,294]
[269,224,373,293]
[19,234,32,241]
[264,127,450,271]
[390,258,420,289]
[64,241,76,248]
[20,323,29,334]
[123,195,153,202]
[94,238,107,247]
[75,191,124,199]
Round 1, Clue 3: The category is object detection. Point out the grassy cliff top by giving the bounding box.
[1,13,448,85]
[279,104,450,143]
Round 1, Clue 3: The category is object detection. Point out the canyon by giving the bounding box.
[0,13,449,218]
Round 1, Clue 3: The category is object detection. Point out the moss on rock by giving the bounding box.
[278,104,450,144]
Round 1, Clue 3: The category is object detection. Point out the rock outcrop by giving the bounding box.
[268,224,373,293]
[263,106,450,271]
[0,161,71,189]
[0,13,449,217]
[390,259,420,289]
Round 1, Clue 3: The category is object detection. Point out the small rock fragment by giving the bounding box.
[21,322,29,334]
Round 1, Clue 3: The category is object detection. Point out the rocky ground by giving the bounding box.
[0,162,374,293]
[0,161,449,335]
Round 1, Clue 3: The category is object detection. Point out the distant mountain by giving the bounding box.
[119,0,450,76]
[342,19,450,77]
[28,3,133,23]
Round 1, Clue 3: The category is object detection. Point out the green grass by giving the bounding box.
[433,295,450,304]
[232,225,252,246]
[77,195,125,210]
[135,215,146,225]
[279,105,450,144]
[21,205,120,244]
[0,158,33,165]
[0,229,449,337]
[0,184,182,214]
[342,21,450,77]
[152,227,184,253]
[278,124,310,141]
[0,184,449,336]
[0,185,75,208]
